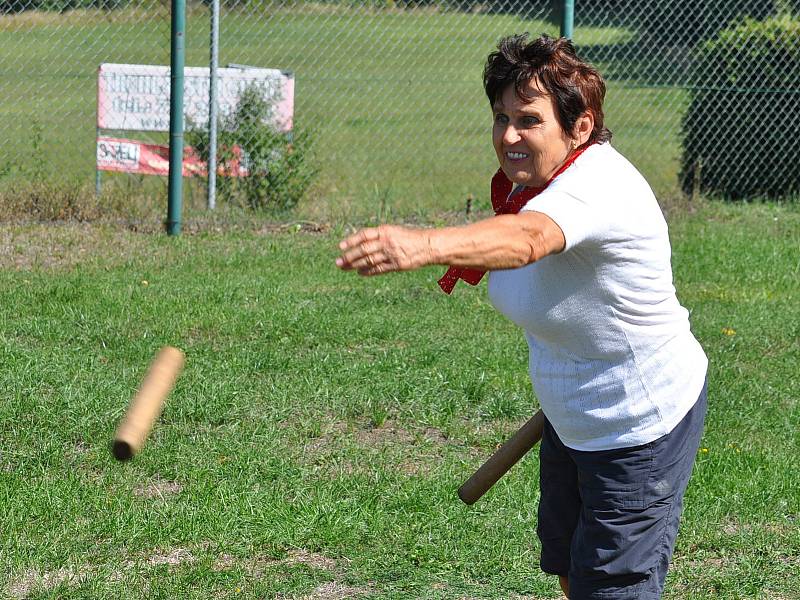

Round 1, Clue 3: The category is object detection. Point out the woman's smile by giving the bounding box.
[492,82,575,188]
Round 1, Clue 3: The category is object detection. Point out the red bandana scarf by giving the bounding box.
[437,144,593,294]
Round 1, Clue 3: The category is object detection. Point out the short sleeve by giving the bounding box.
[520,187,606,251]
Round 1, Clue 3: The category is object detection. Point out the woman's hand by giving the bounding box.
[336,225,434,276]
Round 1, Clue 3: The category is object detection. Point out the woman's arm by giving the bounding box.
[336,211,566,276]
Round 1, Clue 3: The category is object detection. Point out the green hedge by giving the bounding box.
[679,15,800,199]
[638,1,785,45]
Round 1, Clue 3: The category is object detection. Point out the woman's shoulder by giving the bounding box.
[562,142,654,197]
[579,141,629,169]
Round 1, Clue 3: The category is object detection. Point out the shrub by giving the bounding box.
[679,16,800,199]
[188,84,317,213]
[637,0,783,46]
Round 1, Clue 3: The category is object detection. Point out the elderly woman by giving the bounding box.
[336,34,707,599]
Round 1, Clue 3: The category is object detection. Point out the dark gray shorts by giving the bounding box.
[537,381,708,599]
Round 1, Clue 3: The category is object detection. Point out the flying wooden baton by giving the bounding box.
[458,408,545,505]
[112,346,185,461]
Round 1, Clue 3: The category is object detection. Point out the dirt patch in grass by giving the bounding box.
[71,440,92,455]
[0,460,12,473]
[299,419,467,478]
[720,516,740,535]
[212,547,343,577]
[285,549,339,572]
[399,459,428,476]
[255,221,331,235]
[709,515,799,539]
[423,426,449,444]
[301,421,349,453]
[354,420,415,447]
[9,545,269,597]
[6,567,85,598]
[286,581,370,600]
[301,419,420,456]
[133,475,183,499]
[146,547,196,567]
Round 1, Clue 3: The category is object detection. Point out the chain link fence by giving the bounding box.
[579,0,800,200]
[1,1,798,219]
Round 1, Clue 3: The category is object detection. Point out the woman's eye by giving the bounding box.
[521,116,540,127]
[494,114,508,125]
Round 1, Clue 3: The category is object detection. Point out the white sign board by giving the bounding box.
[97,63,294,132]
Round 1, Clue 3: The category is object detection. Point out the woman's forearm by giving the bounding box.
[336,211,565,276]
[427,212,565,270]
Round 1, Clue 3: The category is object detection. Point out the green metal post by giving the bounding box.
[561,0,574,39]
[167,0,186,236]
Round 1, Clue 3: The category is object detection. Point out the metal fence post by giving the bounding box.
[561,0,574,38]
[167,0,186,235]
[207,0,220,210]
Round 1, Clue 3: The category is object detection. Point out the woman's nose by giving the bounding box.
[502,125,521,144]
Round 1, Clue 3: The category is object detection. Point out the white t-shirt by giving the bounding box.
[488,142,708,451]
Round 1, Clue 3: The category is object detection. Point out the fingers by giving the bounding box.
[336,225,426,276]
[355,255,389,276]
[336,238,387,272]
[338,227,381,253]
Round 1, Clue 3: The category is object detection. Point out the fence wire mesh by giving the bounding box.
[578,0,800,200]
[1,3,175,194]
[1,1,798,218]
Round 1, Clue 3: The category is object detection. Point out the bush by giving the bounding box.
[679,16,800,199]
[188,84,317,213]
[637,0,784,46]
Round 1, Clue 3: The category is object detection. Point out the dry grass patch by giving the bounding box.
[254,221,331,236]
[299,419,468,477]
[0,183,164,225]
[285,549,339,572]
[710,515,800,539]
[211,546,343,577]
[285,581,370,600]
[146,547,196,567]
[0,223,152,270]
[354,420,415,447]
[6,567,85,599]
[132,474,183,499]
[423,427,449,444]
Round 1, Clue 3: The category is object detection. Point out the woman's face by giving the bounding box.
[492,81,575,188]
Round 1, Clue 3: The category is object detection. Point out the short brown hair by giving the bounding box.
[484,33,611,145]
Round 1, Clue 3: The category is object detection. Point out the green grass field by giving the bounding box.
[1,200,798,598]
[0,5,684,221]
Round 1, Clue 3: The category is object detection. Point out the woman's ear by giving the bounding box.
[574,111,594,146]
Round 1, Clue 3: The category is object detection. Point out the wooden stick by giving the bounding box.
[112,346,185,461]
[458,409,545,505]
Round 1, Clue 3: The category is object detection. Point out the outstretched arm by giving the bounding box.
[335,211,566,276]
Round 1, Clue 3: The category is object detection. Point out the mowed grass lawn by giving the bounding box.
[0,201,798,598]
